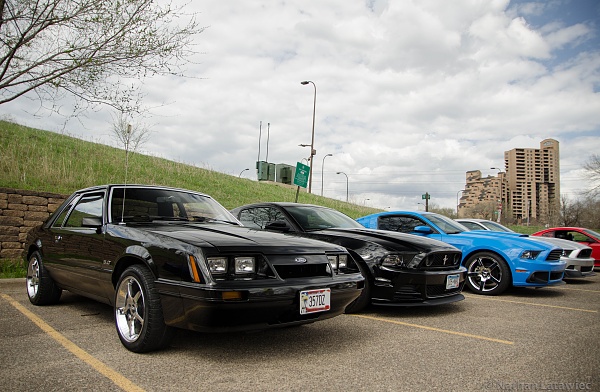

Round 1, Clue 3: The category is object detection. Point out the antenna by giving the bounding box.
[257,121,262,161]
[120,123,131,224]
[266,122,270,162]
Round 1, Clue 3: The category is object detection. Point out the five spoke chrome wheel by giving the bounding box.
[26,255,40,299]
[465,252,511,295]
[115,276,145,343]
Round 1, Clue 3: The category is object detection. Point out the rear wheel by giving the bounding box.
[114,265,173,353]
[26,251,62,305]
[464,252,511,295]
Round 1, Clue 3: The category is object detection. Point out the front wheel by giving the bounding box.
[26,251,62,305]
[114,265,173,353]
[464,252,511,295]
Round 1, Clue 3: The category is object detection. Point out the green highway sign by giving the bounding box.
[293,162,310,188]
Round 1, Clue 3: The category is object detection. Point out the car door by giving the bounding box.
[49,191,108,301]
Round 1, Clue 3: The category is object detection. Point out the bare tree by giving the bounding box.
[110,110,151,154]
[583,154,600,196]
[0,0,204,114]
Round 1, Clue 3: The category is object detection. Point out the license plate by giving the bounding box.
[300,288,331,314]
[446,274,460,289]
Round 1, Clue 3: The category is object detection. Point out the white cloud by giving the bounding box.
[2,0,599,211]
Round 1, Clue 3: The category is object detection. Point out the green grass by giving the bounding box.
[0,259,26,279]
[0,120,380,218]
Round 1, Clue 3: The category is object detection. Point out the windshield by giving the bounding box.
[427,213,467,234]
[286,205,364,231]
[110,187,240,225]
[480,221,513,232]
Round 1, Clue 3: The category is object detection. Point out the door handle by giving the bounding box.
[54,235,62,243]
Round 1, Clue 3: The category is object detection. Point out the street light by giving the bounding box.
[239,168,250,178]
[417,202,425,211]
[301,80,316,193]
[337,171,348,202]
[456,189,464,216]
[321,153,333,196]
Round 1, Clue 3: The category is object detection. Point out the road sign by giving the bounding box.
[293,162,310,188]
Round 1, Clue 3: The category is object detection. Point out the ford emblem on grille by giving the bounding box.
[295,257,308,263]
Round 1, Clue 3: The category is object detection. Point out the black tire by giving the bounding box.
[114,265,173,353]
[345,262,372,313]
[26,251,62,305]
[464,252,511,295]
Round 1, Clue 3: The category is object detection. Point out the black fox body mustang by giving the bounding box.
[24,185,363,352]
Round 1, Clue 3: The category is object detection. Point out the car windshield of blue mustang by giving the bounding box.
[286,206,365,231]
[109,187,240,224]
[427,213,468,234]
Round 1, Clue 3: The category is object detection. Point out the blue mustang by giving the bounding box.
[357,211,566,295]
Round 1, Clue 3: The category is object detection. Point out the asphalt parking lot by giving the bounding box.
[1,276,599,392]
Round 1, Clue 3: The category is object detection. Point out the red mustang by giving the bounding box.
[532,227,600,269]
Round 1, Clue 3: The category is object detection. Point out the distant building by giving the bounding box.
[458,138,560,225]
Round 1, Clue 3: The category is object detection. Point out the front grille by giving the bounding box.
[426,283,464,298]
[546,249,563,261]
[274,263,330,279]
[579,249,592,258]
[423,252,462,269]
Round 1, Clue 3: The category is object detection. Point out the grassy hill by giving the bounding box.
[0,120,380,218]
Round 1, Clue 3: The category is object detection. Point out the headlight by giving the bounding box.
[382,254,405,267]
[207,257,228,274]
[328,254,348,271]
[520,250,541,260]
[382,253,425,269]
[234,257,255,273]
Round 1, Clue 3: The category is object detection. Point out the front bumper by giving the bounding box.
[156,275,364,332]
[370,266,467,306]
[563,257,596,278]
[511,258,566,287]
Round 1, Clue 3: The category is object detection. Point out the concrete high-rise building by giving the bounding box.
[458,138,560,225]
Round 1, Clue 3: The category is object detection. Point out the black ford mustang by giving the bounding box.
[23,185,363,352]
[231,203,466,312]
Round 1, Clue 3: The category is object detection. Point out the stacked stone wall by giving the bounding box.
[0,187,67,260]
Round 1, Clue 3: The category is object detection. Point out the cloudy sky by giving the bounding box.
[3,0,600,210]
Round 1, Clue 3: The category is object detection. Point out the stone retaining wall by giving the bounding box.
[0,187,67,260]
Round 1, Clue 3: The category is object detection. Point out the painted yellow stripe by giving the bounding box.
[1,293,145,392]
[349,314,514,345]
[554,286,600,294]
[464,294,598,313]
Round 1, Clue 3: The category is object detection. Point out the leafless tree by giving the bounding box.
[0,0,204,114]
[583,154,600,196]
[110,110,151,154]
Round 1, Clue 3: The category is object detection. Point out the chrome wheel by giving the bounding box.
[27,255,40,299]
[465,252,511,295]
[115,275,145,343]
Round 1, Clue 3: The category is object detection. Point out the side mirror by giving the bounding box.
[264,220,291,233]
[413,225,433,234]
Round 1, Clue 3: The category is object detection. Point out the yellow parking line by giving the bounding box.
[349,314,514,345]
[464,294,598,313]
[0,294,145,392]
[554,286,600,293]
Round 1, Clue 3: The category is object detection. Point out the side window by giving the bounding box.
[570,232,590,242]
[238,207,286,229]
[52,201,75,228]
[378,216,424,233]
[63,193,104,228]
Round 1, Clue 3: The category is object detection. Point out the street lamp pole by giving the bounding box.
[321,153,332,196]
[301,80,316,193]
[456,189,464,216]
[337,172,348,202]
[239,168,250,178]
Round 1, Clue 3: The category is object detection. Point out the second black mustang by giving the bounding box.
[231,202,466,312]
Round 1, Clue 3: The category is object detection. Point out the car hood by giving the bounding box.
[127,223,347,254]
[310,227,460,253]
[439,230,556,251]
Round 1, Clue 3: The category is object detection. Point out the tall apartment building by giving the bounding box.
[458,138,560,224]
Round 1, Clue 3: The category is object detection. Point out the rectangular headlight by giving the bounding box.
[234,257,255,274]
[207,257,228,274]
[338,254,348,268]
[327,255,338,270]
